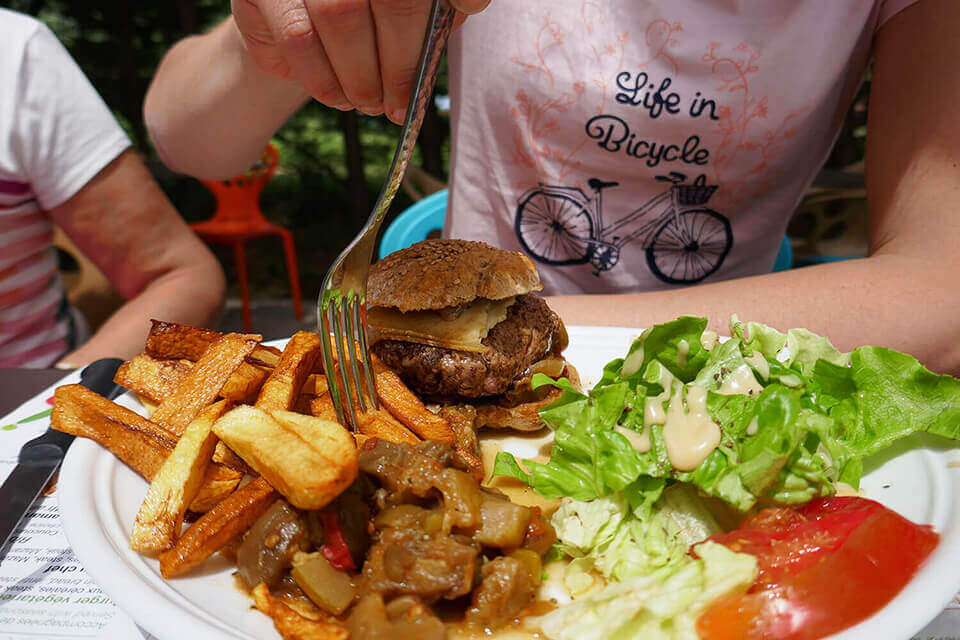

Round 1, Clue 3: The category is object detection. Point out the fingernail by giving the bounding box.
[390,108,407,123]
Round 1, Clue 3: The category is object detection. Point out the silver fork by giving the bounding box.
[317,0,455,429]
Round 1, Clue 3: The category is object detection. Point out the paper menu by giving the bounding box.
[0,495,117,639]
[0,373,151,640]
[1,377,959,640]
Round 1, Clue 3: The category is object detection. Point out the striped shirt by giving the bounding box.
[0,10,129,367]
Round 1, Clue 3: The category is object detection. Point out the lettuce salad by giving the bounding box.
[495,316,960,639]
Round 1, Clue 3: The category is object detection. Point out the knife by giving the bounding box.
[0,358,125,555]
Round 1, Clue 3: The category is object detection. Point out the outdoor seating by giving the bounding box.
[191,143,303,332]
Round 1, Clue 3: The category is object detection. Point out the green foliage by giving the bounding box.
[11,1,450,298]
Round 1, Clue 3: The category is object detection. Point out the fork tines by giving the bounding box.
[319,292,379,430]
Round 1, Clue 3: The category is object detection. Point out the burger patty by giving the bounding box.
[372,294,562,399]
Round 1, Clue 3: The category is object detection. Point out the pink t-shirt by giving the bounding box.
[445,0,918,295]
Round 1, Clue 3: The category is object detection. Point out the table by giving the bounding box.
[0,368,67,416]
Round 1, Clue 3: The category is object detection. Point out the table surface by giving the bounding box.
[0,368,68,416]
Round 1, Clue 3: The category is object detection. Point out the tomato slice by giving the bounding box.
[318,511,357,571]
[697,498,939,640]
[703,497,881,589]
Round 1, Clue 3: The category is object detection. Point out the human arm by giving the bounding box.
[144,0,489,180]
[50,149,226,367]
[144,18,309,180]
[546,0,960,375]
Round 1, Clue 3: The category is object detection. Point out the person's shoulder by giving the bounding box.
[0,8,48,42]
[0,8,55,59]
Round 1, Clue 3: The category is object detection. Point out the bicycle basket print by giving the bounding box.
[514,172,733,284]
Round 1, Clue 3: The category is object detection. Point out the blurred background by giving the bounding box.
[10,0,869,338]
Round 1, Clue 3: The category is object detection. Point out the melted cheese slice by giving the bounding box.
[367,297,515,353]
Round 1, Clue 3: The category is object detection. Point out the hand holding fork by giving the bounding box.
[317,0,455,429]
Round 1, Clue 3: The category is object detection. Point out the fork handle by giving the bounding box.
[341,0,456,284]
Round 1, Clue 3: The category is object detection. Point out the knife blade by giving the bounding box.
[0,358,125,555]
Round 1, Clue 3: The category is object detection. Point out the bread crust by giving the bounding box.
[368,239,542,312]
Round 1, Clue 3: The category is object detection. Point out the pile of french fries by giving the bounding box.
[50,320,467,640]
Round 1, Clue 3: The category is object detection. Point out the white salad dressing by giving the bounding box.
[620,346,645,377]
[662,385,721,471]
[833,481,865,497]
[643,364,675,426]
[615,425,651,453]
[700,330,719,351]
[744,351,770,381]
[677,339,689,368]
[779,373,804,388]
[717,364,764,397]
[746,416,759,436]
[644,396,667,425]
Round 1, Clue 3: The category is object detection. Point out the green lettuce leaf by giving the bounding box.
[497,316,960,511]
[549,483,728,583]
[730,316,850,378]
[810,345,960,484]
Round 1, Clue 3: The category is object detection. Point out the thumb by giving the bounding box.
[448,0,490,15]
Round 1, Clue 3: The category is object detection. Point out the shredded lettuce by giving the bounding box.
[495,316,960,511]
[550,484,726,583]
[533,541,757,640]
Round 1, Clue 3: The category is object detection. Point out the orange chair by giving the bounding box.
[192,143,303,333]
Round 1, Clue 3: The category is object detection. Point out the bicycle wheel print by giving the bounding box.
[646,208,732,284]
[515,190,594,265]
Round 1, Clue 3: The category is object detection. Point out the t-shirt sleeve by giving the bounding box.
[16,21,130,210]
[877,0,923,29]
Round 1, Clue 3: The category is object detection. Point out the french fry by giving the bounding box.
[212,441,252,474]
[221,360,272,402]
[51,385,242,512]
[144,321,277,401]
[114,355,193,403]
[294,393,318,415]
[130,401,229,553]
[255,331,322,412]
[355,408,420,445]
[295,374,330,417]
[251,583,348,640]
[159,477,278,578]
[308,393,340,422]
[371,355,455,444]
[145,320,223,360]
[213,406,357,510]
[302,374,328,396]
[352,432,373,448]
[190,465,245,512]
[112,352,264,475]
[309,392,420,444]
[146,319,281,366]
[116,353,272,406]
[52,384,177,478]
[151,333,261,436]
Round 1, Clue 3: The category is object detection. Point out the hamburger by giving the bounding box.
[367,239,578,431]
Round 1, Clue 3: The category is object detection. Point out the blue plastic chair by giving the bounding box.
[378,189,448,260]
[378,187,794,271]
[773,235,793,272]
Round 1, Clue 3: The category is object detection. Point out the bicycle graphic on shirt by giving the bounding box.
[514,172,733,283]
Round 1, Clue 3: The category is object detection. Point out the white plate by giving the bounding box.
[60,327,960,640]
